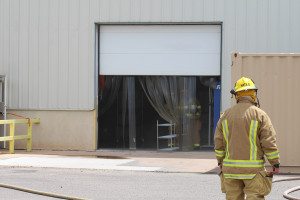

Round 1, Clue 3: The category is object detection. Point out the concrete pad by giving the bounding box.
[0,150,220,173]
[133,157,218,173]
[0,156,162,172]
[1,150,298,174]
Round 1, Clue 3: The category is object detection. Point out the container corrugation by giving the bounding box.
[231,52,300,166]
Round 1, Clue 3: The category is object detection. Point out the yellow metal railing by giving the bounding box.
[0,118,40,153]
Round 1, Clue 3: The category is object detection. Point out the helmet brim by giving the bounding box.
[235,87,258,93]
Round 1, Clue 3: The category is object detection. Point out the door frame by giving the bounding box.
[94,22,223,150]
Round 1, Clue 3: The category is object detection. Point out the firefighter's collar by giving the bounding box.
[237,96,257,105]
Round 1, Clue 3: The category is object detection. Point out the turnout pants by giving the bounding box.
[220,171,272,200]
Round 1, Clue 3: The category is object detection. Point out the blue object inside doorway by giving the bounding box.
[213,81,221,145]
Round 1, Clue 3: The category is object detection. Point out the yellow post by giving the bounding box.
[9,123,15,154]
[0,118,40,154]
[27,121,32,152]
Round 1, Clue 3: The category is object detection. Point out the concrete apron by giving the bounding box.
[0,150,218,173]
[0,150,299,174]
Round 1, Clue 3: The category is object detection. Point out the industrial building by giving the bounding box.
[0,0,299,153]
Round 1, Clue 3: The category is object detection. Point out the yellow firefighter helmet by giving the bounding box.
[234,77,257,93]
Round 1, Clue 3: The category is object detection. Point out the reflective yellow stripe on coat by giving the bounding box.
[222,120,229,158]
[249,120,258,160]
[215,149,225,157]
[223,159,264,167]
[265,150,279,159]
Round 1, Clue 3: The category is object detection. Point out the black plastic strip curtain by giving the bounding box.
[99,76,122,115]
[100,76,197,150]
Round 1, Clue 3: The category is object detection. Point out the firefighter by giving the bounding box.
[214,77,280,200]
[189,100,202,149]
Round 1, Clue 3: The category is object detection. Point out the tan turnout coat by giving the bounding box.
[214,96,280,179]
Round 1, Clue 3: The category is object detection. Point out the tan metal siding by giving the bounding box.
[0,0,300,110]
[231,53,300,166]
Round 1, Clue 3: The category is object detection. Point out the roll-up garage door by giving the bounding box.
[99,25,221,76]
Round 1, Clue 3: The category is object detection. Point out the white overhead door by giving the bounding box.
[99,25,221,76]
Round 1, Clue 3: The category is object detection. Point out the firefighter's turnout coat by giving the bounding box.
[214,96,280,179]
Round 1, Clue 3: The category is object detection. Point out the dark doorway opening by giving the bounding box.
[98,77,164,149]
[98,76,220,151]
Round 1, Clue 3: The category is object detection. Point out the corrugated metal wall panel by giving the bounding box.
[38,0,49,109]
[182,0,193,21]
[99,0,109,21]
[256,0,268,52]
[246,0,257,52]
[203,0,214,21]
[222,0,236,106]
[231,53,300,166]
[9,0,20,108]
[162,0,172,21]
[172,0,182,22]
[89,0,100,108]
[57,0,69,109]
[28,0,39,109]
[193,0,204,21]
[109,0,120,22]
[19,0,29,109]
[214,0,224,21]
[236,0,246,52]
[290,0,300,52]
[68,0,80,109]
[278,0,290,52]
[78,0,90,109]
[0,1,2,77]
[120,0,131,22]
[0,0,300,110]
[268,0,280,51]
[48,0,59,109]
[140,0,151,22]
[152,0,163,22]
[0,0,10,79]
[131,0,141,21]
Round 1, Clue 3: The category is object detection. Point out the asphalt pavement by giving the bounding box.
[0,149,299,200]
[0,167,299,200]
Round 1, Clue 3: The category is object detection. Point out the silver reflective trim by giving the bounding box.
[223,160,264,166]
[215,151,225,156]
[224,174,255,179]
[266,152,279,158]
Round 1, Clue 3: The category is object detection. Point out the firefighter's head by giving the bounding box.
[230,77,258,100]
